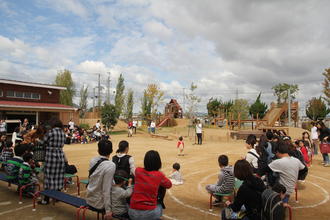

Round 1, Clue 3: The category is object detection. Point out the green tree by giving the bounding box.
[114,74,125,116]
[125,89,134,120]
[249,93,268,119]
[186,82,201,119]
[141,90,152,120]
[230,99,250,120]
[55,69,75,106]
[272,83,299,104]
[145,84,164,118]
[306,97,330,121]
[101,104,119,129]
[79,85,88,118]
[322,68,330,104]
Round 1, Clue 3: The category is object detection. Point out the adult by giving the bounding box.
[316,121,330,166]
[150,121,156,134]
[68,119,75,133]
[86,140,116,220]
[0,119,7,135]
[21,118,30,131]
[311,122,319,155]
[112,140,135,177]
[222,159,265,220]
[12,127,22,146]
[196,120,203,145]
[132,120,137,134]
[128,150,172,220]
[39,117,66,204]
[245,134,259,173]
[95,120,101,130]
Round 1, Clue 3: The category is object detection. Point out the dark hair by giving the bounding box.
[49,117,63,129]
[317,121,327,129]
[298,140,304,145]
[302,132,310,140]
[98,140,113,156]
[179,136,183,141]
[246,134,257,147]
[276,142,289,154]
[273,135,279,141]
[14,144,28,156]
[266,130,274,140]
[5,141,12,148]
[23,152,33,162]
[14,127,20,133]
[218,155,229,166]
[234,159,253,180]
[272,183,286,194]
[113,170,129,184]
[144,150,162,171]
[116,140,129,153]
[35,125,46,137]
[173,162,180,171]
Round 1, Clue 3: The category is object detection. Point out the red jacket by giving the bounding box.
[300,146,310,164]
[130,167,172,210]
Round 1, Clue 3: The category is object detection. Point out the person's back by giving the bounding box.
[113,154,131,175]
[218,166,235,194]
[5,144,26,183]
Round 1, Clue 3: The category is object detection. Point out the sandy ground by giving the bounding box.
[0,127,330,220]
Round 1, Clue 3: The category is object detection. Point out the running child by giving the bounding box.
[177,136,184,156]
[169,163,183,185]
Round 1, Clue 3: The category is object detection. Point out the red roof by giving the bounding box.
[0,100,76,111]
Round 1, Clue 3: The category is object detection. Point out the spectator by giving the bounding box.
[21,118,31,131]
[128,150,172,220]
[112,140,135,177]
[316,121,330,166]
[150,121,156,134]
[132,119,137,134]
[68,119,74,133]
[95,120,101,130]
[38,117,66,205]
[0,119,7,135]
[12,127,23,146]
[196,120,203,145]
[245,134,259,173]
[5,144,27,184]
[86,140,116,220]
[311,122,319,155]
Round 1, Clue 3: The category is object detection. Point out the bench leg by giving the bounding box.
[82,207,88,220]
[295,185,298,203]
[77,206,85,220]
[64,178,67,192]
[287,205,292,220]
[76,176,80,197]
[32,191,41,211]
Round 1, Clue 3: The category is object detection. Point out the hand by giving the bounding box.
[225,200,231,207]
[104,212,113,220]
[128,178,133,186]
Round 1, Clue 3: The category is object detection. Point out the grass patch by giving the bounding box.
[110,130,128,135]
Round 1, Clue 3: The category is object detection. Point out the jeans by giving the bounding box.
[197,133,202,145]
[128,204,162,220]
[312,139,318,155]
[322,153,329,164]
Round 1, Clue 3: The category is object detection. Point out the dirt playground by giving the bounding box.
[0,127,330,220]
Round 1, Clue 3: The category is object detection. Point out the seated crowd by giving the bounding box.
[0,118,325,220]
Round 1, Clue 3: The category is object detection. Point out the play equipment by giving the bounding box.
[157,99,182,127]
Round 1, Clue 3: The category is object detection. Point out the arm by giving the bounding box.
[119,185,133,199]
[160,173,172,189]
[217,171,224,186]
[129,157,136,176]
[103,164,115,216]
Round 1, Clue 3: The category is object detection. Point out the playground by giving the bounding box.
[0,125,330,220]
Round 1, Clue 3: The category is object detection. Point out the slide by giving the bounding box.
[263,104,288,126]
[157,117,170,127]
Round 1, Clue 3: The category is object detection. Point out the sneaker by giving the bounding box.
[37,200,49,205]
[324,164,330,167]
[322,162,325,165]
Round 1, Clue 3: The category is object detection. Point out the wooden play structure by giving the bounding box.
[157,99,183,127]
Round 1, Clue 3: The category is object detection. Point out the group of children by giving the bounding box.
[64,125,109,145]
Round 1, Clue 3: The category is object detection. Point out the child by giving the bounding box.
[19,153,38,196]
[169,163,183,185]
[177,136,184,156]
[206,155,235,205]
[0,140,14,163]
[298,140,310,165]
[111,170,133,219]
[5,144,27,184]
[0,134,6,152]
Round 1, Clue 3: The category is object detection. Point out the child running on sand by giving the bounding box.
[177,136,184,156]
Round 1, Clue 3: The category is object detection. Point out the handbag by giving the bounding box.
[33,140,46,162]
[320,143,330,154]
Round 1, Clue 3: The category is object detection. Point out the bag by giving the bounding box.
[33,141,46,162]
[320,143,330,154]
[65,162,77,174]
[261,189,285,220]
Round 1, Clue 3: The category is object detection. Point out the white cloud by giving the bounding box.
[39,0,89,18]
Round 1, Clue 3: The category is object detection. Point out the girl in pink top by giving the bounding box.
[177,136,184,156]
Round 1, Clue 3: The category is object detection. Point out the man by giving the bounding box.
[0,119,6,135]
[196,120,203,145]
[132,119,137,134]
[86,140,116,220]
[150,121,156,134]
[95,120,101,130]
[68,119,74,133]
[311,122,319,155]
[268,142,305,203]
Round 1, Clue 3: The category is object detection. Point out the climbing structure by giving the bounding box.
[157,99,183,127]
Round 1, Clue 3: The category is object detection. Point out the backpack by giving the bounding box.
[248,151,268,176]
[112,155,131,175]
[261,189,285,220]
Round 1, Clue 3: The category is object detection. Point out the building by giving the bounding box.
[0,79,78,132]
[164,99,183,118]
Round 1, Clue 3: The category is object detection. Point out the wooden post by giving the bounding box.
[238,113,241,130]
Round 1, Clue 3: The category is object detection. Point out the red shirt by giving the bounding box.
[300,146,310,163]
[177,141,184,148]
[130,167,172,210]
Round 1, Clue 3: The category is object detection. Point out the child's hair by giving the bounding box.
[98,140,113,156]
[23,153,33,162]
[116,140,129,153]
[218,155,229,167]
[179,136,183,141]
[144,150,162,171]
[5,141,13,148]
[298,140,304,145]
[173,162,180,171]
[14,144,28,156]
[272,183,287,194]
[113,170,129,184]
[246,134,257,147]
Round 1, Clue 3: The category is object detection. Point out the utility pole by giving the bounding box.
[288,89,291,127]
[182,88,186,114]
[98,73,101,108]
[235,88,239,100]
[107,72,111,105]
[93,87,95,111]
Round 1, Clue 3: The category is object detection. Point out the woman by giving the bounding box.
[222,159,265,220]
[128,150,172,220]
[112,140,135,177]
[196,120,203,145]
[39,117,66,204]
[317,121,330,167]
[245,134,259,173]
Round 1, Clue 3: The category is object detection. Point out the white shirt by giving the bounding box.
[311,126,318,140]
[150,122,156,128]
[133,121,137,127]
[96,122,101,129]
[196,123,202,134]
[68,121,74,130]
[245,149,259,168]
[86,156,116,212]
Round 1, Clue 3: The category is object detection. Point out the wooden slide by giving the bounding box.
[262,103,288,126]
[157,117,170,127]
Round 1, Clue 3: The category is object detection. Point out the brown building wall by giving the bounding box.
[0,83,60,103]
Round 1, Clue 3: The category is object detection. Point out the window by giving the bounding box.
[15,91,23,98]
[24,92,32,99]
[6,91,14,97]
[31,93,40,99]
[0,90,2,97]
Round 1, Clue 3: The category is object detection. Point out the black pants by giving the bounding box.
[197,133,202,145]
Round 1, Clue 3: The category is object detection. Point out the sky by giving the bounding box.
[0,0,329,114]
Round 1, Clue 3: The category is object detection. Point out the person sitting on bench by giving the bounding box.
[19,152,38,196]
[86,140,116,220]
[5,144,27,184]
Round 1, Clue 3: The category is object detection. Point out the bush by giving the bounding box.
[79,123,90,130]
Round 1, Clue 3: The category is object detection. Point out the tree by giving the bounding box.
[79,85,88,118]
[114,74,125,116]
[101,104,119,129]
[125,89,134,120]
[55,69,75,106]
[145,84,164,118]
[249,92,268,119]
[230,99,250,120]
[207,98,221,117]
[141,90,152,120]
[322,68,330,104]
[272,83,299,104]
[306,97,330,121]
[186,82,201,119]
